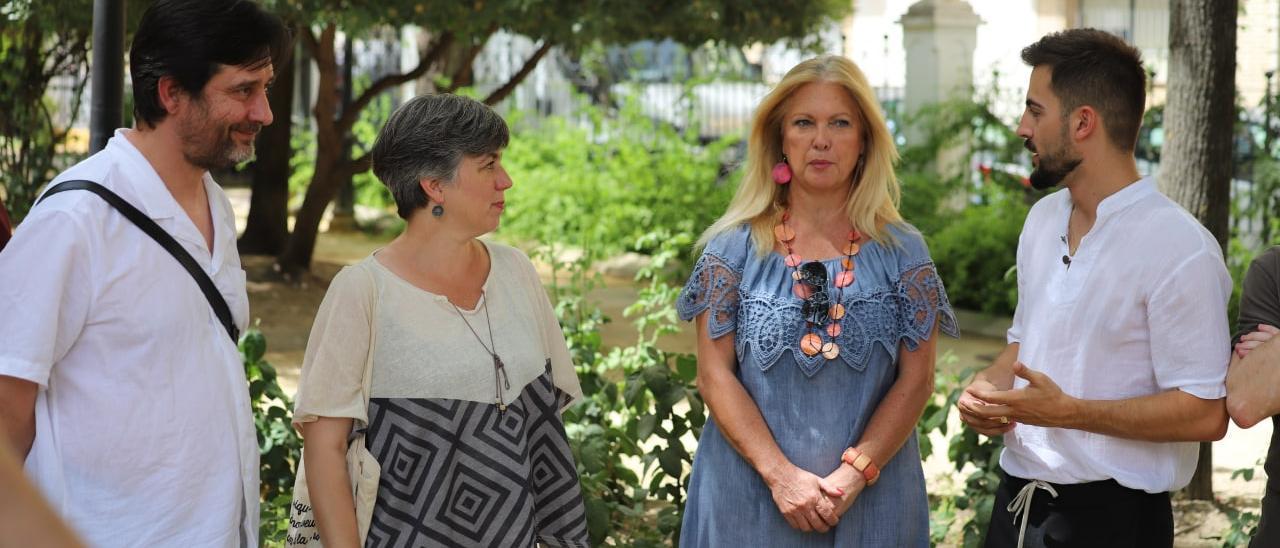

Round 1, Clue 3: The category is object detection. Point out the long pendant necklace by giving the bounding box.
[774,210,861,360]
[452,291,511,412]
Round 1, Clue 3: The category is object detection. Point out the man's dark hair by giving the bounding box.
[129,0,289,128]
[1022,28,1146,151]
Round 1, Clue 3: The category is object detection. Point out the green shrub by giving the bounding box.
[1211,460,1263,546]
[287,128,315,209]
[891,93,1032,317]
[898,169,960,238]
[501,97,739,265]
[543,229,703,546]
[927,181,1028,316]
[349,90,396,212]
[0,4,92,223]
[241,327,301,547]
[918,364,1004,547]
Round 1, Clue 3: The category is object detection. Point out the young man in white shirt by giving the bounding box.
[956,28,1231,546]
[0,1,287,546]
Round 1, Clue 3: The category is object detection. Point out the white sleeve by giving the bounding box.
[292,264,375,427]
[1147,248,1232,399]
[0,208,94,387]
[1006,220,1029,345]
[515,249,582,410]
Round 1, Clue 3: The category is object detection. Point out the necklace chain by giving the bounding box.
[451,291,511,411]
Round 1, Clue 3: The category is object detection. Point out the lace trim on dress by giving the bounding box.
[737,260,959,377]
[677,251,742,339]
[738,290,900,377]
[897,260,960,351]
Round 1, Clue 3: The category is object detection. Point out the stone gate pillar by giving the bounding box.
[900,0,982,181]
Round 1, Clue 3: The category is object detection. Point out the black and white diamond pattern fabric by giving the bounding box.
[363,361,590,548]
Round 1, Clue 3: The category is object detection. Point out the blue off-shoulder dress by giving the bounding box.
[676,222,959,547]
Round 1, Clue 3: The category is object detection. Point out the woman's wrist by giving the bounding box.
[837,462,868,489]
[758,457,794,488]
[841,447,880,486]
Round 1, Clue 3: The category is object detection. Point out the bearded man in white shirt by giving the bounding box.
[0,1,287,546]
[956,28,1231,547]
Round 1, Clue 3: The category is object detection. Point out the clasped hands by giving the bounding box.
[1235,324,1277,359]
[765,459,867,533]
[957,362,1079,436]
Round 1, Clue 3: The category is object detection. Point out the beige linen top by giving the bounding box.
[292,240,582,428]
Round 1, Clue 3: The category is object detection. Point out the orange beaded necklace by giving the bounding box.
[774,210,861,360]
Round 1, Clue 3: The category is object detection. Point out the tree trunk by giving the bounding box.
[442,26,495,93]
[277,24,341,278]
[278,157,343,277]
[238,35,297,256]
[1160,0,1237,501]
[329,37,358,233]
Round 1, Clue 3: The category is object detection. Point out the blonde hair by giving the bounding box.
[697,55,903,256]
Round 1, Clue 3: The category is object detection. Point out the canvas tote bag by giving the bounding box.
[287,265,381,547]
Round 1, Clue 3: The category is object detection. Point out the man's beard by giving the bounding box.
[1025,139,1082,190]
[178,99,260,171]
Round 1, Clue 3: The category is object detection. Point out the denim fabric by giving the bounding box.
[676,223,958,547]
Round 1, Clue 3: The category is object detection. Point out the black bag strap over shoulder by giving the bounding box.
[36,179,240,343]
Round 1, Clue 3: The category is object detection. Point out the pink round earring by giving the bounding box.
[772,154,792,185]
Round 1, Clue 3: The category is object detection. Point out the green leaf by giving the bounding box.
[1232,467,1256,482]
[669,420,687,438]
[918,431,933,458]
[658,445,683,478]
[239,329,267,363]
[675,354,698,382]
[584,499,611,543]
[636,413,658,441]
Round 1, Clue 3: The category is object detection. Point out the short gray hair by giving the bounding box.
[371,94,510,219]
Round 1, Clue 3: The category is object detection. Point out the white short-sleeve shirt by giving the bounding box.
[0,130,257,547]
[1002,176,1231,493]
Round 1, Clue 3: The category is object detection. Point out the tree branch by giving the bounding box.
[330,152,373,188]
[299,25,320,59]
[40,33,88,82]
[483,40,554,106]
[309,24,339,142]
[337,31,456,134]
[348,152,372,177]
[443,23,498,93]
[56,60,92,141]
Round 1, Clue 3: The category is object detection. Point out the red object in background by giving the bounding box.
[0,194,11,252]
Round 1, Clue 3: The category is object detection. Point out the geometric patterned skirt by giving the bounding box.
[363,364,591,547]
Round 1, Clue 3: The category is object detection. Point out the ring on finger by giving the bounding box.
[998,416,1009,424]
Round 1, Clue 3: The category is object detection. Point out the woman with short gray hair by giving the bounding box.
[292,93,591,547]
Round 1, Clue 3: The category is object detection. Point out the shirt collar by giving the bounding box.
[106,128,185,222]
[106,129,227,262]
[1094,176,1154,221]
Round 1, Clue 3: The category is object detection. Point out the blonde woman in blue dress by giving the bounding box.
[676,55,958,546]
